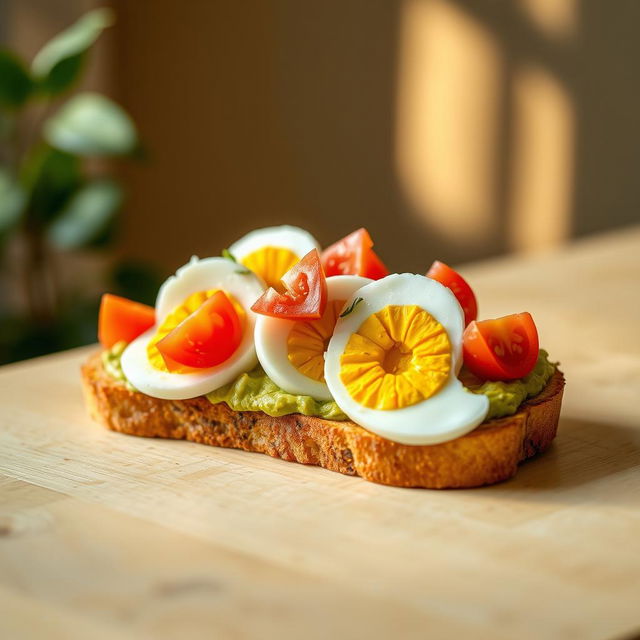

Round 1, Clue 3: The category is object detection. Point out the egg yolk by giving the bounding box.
[339,305,451,410]
[241,246,299,290]
[287,299,345,382]
[147,290,245,373]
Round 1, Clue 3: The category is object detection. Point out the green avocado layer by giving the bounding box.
[102,341,136,391]
[462,350,556,419]
[207,366,347,420]
[102,343,555,422]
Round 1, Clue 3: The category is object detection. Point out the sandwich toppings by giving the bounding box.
[253,274,371,401]
[119,256,264,400]
[338,304,451,410]
[98,294,155,348]
[324,275,489,445]
[426,260,478,326]
[463,312,539,381]
[154,290,244,371]
[98,224,556,444]
[251,249,328,320]
[321,228,389,280]
[227,225,320,289]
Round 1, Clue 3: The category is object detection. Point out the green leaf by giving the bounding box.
[0,170,25,233]
[47,179,123,250]
[0,50,33,108]
[31,8,114,96]
[22,145,82,224]
[44,92,137,156]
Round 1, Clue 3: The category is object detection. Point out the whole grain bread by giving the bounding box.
[81,351,565,488]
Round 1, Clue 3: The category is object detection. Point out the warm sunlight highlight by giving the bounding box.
[395,0,502,248]
[507,65,574,252]
[519,0,577,38]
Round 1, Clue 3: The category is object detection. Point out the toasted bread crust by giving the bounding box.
[81,352,564,488]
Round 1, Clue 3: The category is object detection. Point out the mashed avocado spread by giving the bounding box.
[103,342,555,422]
[102,341,136,391]
[461,350,556,419]
[207,367,347,420]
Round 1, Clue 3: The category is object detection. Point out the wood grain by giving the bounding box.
[1,226,640,640]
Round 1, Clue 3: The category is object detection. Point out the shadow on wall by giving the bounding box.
[112,0,640,275]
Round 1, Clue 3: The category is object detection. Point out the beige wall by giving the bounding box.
[6,0,640,277]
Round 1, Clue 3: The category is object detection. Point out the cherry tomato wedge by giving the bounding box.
[251,249,327,320]
[98,294,155,348]
[321,228,389,280]
[156,291,243,370]
[426,260,478,326]
[463,312,539,381]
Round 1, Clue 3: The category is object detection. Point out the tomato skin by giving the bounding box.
[251,249,328,320]
[321,228,389,280]
[463,312,539,381]
[98,294,155,348]
[156,291,243,370]
[426,261,477,326]
[365,249,389,281]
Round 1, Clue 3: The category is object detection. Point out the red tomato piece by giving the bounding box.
[156,291,243,370]
[463,312,539,381]
[321,228,389,280]
[426,260,478,326]
[251,249,327,320]
[98,294,155,348]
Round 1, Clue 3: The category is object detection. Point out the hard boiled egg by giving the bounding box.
[228,225,320,289]
[324,274,489,445]
[121,256,264,400]
[254,275,372,401]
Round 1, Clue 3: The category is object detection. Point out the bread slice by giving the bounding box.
[81,352,565,488]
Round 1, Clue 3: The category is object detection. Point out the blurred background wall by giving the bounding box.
[1,0,639,361]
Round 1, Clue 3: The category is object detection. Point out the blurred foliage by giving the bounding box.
[0,8,158,365]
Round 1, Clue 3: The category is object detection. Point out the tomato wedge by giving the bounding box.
[463,312,539,380]
[321,228,389,280]
[251,249,327,320]
[426,260,477,326]
[98,294,155,348]
[156,291,243,370]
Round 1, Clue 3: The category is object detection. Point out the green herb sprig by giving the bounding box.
[340,297,364,318]
[222,248,251,275]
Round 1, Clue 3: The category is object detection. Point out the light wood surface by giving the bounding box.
[1,226,639,640]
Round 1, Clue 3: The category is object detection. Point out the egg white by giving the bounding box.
[254,275,372,401]
[228,225,320,262]
[121,256,265,400]
[324,274,489,445]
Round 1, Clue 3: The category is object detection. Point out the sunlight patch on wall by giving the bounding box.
[395,0,503,248]
[507,65,574,252]
[518,0,577,38]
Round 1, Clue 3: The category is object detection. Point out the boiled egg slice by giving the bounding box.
[324,274,489,445]
[228,225,320,289]
[121,256,264,400]
[254,275,372,401]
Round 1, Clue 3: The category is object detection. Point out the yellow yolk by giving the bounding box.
[339,305,451,410]
[287,299,345,383]
[147,290,245,373]
[241,246,299,289]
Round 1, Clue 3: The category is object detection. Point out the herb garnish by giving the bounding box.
[222,248,237,262]
[222,248,251,275]
[340,297,364,318]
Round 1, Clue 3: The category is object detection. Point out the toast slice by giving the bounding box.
[81,351,565,488]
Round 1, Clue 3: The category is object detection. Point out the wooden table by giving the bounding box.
[2,227,639,640]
